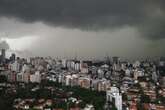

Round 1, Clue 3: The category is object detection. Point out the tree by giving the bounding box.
[140,94,150,103]
[0,75,7,83]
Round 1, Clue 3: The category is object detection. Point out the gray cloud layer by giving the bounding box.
[0,0,165,39]
[0,17,165,58]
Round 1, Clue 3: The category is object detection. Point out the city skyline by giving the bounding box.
[0,1,165,109]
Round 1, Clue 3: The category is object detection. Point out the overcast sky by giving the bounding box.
[0,0,165,58]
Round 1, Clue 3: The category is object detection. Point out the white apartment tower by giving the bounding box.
[106,87,122,110]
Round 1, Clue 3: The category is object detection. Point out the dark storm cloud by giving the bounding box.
[139,18,165,40]
[0,0,165,39]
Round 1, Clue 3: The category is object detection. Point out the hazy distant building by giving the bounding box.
[133,69,144,80]
[67,60,72,69]
[80,61,89,73]
[113,63,121,71]
[112,57,119,64]
[22,64,30,73]
[9,60,21,72]
[125,69,131,76]
[159,61,165,67]
[23,72,30,83]
[10,53,16,63]
[78,77,91,89]
[98,69,104,79]
[7,71,17,82]
[133,61,140,68]
[62,59,67,68]
[70,74,79,87]
[17,73,23,82]
[75,62,80,71]
[0,49,6,63]
[65,74,72,86]
[71,61,75,70]
[152,71,158,82]
[30,71,41,83]
[98,79,111,91]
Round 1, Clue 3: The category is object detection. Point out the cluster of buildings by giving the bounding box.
[1,58,42,83]
[0,49,165,110]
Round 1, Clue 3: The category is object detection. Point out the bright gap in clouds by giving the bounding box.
[1,36,38,51]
